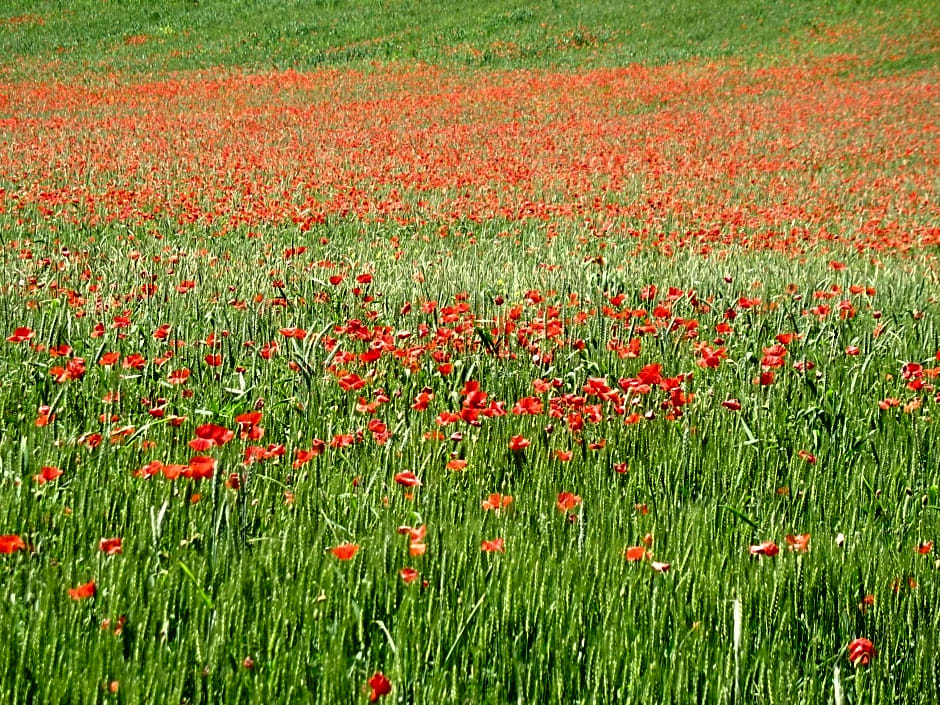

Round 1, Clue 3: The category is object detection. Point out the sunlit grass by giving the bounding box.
[0,2,938,703]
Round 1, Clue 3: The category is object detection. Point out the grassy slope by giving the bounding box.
[0,0,937,76]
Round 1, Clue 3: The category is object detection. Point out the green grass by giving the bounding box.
[0,0,937,77]
[0,220,938,703]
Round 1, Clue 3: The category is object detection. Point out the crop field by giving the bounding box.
[0,1,938,703]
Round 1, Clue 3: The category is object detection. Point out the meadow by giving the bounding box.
[0,1,938,703]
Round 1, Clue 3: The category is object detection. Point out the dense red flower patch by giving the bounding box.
[0,56,936,253]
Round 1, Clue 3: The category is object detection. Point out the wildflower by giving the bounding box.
[481,494,513,512]
[330,543,359,561]
[68,580,96,600]
[785,534,811,553]
[184,456,216,480]
[481,538,505,553]
[367,672,391,702]
[749,541,780,557]
[556,492,582,512]
[508,435,530,452]
[167,368,190,384]
[393,471,421,487]
[0,534,26,554]
[847,638,876,666]
[99,538,122,555]
[6,327,33,343]
[33,466,63,485]
[191,423,234,449]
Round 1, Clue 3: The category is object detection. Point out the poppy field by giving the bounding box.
[1,1,939,703]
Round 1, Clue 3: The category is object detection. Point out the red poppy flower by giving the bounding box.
[858,593,876,614]
[0,534,26,554]
[481,538,505,553]
[235,411,262,426]
[99,537,123,555]
[33,465,63,485]
[917,540,933,555]
[397,524,426,542]
[847,637,876,666]
[784,534,811,553]
[188,437,214,452]
[367,672,391,702]
[512,396,544,415]
[481,494,513,511]
[625,546,649,562]
[167,368,190,385]
[35,405,55,427]
[122,353,147,369]
[409,541,426,557]
[52,357,86,383]
[331,433,355,448]
[162,463,187,480]
[797,450,817,464]
[68,580,97,600]
[279,327,307,339]
[393,471,421,487]
[99,351,120,366]
[259,341,279,359]
[399,567,419,584]
[184,456,216,480]
[292,447,319,468]
[6,327,33,343]
[508,435,530,452]
[193,423,234,447]
[754,370,775,386]
[749,541,780,557]
[556,492,582,512]
[331,543,359,561]
[446,458,467,471]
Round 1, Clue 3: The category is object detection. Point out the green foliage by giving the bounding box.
[0,0,936,76]
[0,219,938,703]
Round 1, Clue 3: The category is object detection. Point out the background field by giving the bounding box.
[1,0,938,75]
[0,2,938,704]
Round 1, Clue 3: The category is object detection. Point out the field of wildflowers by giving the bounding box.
[0,1,938,703]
